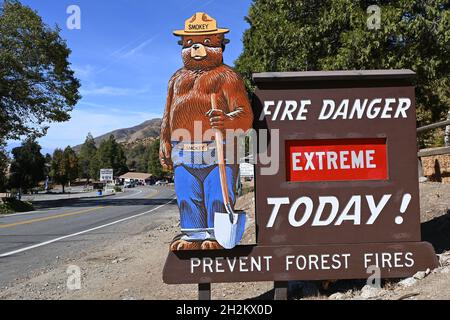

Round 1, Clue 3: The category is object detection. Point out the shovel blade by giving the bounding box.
[214,211,246,249]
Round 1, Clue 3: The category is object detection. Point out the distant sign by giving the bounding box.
[239,163,254,177]
[100,169,113,182]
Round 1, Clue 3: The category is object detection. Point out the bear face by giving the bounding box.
[181,34,226,71]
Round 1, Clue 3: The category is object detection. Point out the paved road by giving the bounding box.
[0,186,176,288]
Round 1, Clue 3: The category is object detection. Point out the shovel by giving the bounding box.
[210,94,246,249]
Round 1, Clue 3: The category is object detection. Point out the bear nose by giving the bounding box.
[193,44,200,50]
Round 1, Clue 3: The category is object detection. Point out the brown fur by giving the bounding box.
[161,34,253,251]
[160,34,253,168]
[170,240,202,251]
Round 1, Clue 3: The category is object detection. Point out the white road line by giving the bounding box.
[0,197,176,258]
[112,188,143,199]
[0,210,47,218]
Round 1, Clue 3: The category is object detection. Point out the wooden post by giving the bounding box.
[274,281,288,300]
[445,111,450,147]
[198,283,211,300]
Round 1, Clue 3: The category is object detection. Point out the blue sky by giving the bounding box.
[9,0,253,153]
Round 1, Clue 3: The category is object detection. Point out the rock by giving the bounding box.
[360,285,384,299]
[438,252,450,267]
[288,281,319,299]
[329,292,346,300]
[399,277,417,287]
[419,177,428,183]
[413,269,429,280]
[440,266,450,274]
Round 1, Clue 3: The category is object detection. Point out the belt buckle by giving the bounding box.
[182,143,208,152]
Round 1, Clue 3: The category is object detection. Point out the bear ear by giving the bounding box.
[223,38,230,45]
[178,40,183,46]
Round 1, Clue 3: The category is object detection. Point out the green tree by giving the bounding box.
[0,140,9,192]
[235,0,450,126]
[89,152,101,182]
[78,133,98,182]
[126,143,150,172]
[44,153,52,176]
[97,135,128,177]
[148,139,164,179]
[64,146,78,184]
[8,138,45,193]
[50,146,78,193]
[0,0,81,140]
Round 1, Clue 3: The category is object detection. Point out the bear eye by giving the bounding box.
[204,38,211,45]
[186,39,193,46]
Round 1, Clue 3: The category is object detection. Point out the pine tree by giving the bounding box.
[97,135,128,177]
[78,133,97,182]
[148,139,164,179]
[50,146,79,193]
[235,0,450,126]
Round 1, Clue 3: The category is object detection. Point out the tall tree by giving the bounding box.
[126,143,150,172]
[148,139,164,179]
[97,135,128,177]
[8,138,45,193]
[0,140,8,192]
[235,0,450,126]
[50,146,78,193]
[0,0,81,141]
[50,149,66,193]
[64,146,79,184]
[78,133,97,182]
[44,153,52,176]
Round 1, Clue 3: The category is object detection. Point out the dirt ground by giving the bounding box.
[1,182,450,300]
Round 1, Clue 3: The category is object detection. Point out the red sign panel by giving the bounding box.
[286,138,388,182]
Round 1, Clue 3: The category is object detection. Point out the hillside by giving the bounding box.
[74,118,162,150]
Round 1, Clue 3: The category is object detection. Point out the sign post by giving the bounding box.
[163,70,438,298]
[99,169,114,183]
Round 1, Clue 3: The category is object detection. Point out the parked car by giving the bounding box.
[124,182,136,188]
[155,180,168,186]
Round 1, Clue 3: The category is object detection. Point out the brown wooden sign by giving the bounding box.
[253,70,420,246]
[163,242,437,284]
[163,70,438,285]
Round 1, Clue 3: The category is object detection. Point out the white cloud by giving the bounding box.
[122,35,159,58]
[38,109,161,150]
[80,85,150,97]
[72,64,95,80]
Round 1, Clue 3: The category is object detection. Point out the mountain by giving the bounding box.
[74,118,162,150]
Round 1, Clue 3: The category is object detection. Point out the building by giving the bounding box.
[119,172,153,185]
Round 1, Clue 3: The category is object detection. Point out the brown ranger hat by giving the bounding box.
[173,12,230,36]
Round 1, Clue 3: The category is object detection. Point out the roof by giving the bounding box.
[253,69,416,84]
[119,172,152,180]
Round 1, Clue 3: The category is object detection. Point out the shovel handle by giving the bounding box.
[211,94,231,208]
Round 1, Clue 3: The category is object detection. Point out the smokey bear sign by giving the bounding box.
[163,70,438,286]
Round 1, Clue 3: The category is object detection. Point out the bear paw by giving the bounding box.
[170,240,202,251]
[201,240,223,250]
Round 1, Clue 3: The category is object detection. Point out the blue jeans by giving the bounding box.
[172,141,238,241]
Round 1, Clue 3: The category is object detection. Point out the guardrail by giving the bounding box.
[417,119,450,134]
[417,114,450,181]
